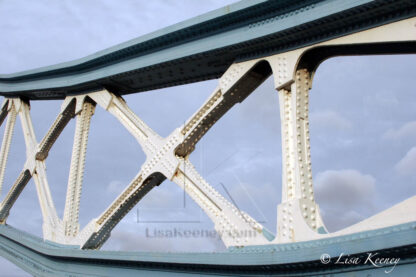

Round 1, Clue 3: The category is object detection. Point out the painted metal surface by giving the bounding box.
[0,222,415,276]
[0,0,415,276]
[0,0,415,98]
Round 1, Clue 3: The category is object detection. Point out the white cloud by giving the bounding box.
[310,110,353,131]
[382,121,416,141]
[395,147,416,176]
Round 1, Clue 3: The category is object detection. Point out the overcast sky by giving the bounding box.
[0,0,415,276]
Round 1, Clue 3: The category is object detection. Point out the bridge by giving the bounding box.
[0,0,415,275]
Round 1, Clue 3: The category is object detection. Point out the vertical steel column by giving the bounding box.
[0,101,16,195]
[278,89,298,202]
[63,100,95,237]
[276,68,326,243]
[294,69,314,203]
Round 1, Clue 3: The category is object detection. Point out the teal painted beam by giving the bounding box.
[0,0,415,98]
[0,223,415,276]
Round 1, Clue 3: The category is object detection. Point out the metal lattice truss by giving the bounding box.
[0,63,324,249]
[0,17,414,249]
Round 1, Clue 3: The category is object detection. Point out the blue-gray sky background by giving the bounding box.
[0,0,415,276]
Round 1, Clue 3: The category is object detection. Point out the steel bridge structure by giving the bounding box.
[0,0,415,276]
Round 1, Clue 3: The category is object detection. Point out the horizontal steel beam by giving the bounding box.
[0,0,415,98]
[0,223,415,276]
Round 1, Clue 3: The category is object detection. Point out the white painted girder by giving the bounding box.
[63,99,95,237]
[69,16,416,247]
[89,91,160,156]
[0,100,16,196]
[67,89,270,248]
[0,98,77,241]
[172,159,269,246]
[16,100,61,237]
[275,69,326,243]
[0,16,414,250]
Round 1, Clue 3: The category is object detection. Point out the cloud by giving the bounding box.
[382,121,416,141]
[0,1,415,276]
[314,169,376,231]
[310,110,353,132]
[395,147,416,176]
[315,169,376,207]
